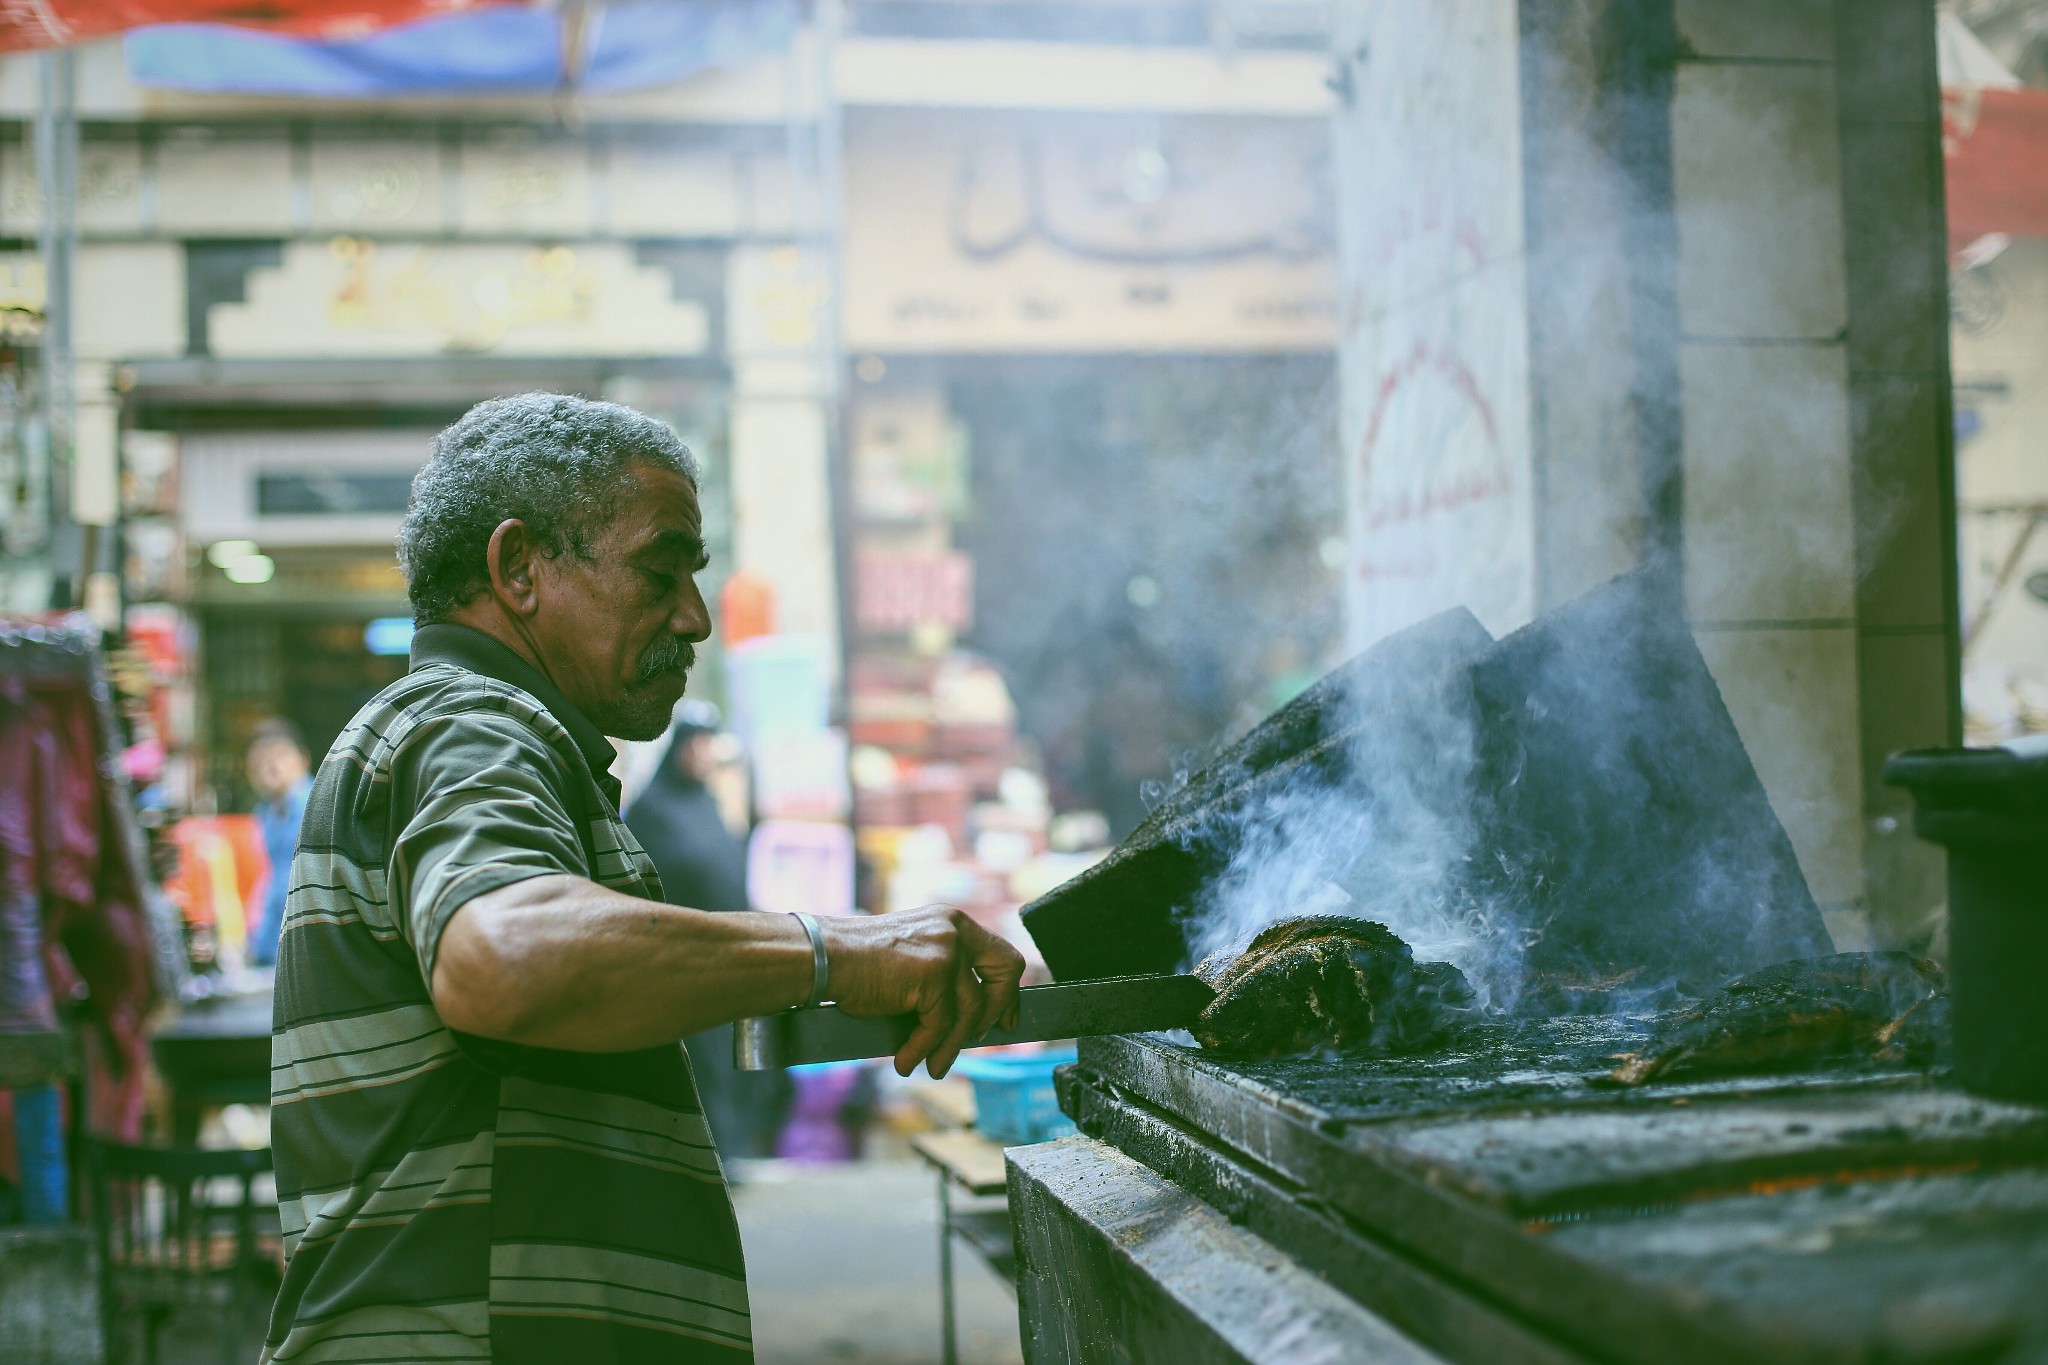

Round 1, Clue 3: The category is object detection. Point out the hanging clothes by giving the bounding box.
[0,660,162,1175]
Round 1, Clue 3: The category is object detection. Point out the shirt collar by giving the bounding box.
[409,623,619,787]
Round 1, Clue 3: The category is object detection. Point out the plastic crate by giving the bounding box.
[953,1047,1078,1146]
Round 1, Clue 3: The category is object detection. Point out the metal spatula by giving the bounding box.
[733,973,1214,1070]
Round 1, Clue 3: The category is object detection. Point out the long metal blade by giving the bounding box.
[733,973,1213,1070]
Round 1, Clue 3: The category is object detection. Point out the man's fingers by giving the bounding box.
[894,1016,945,1078]
[857,904,1024,1073]
[962,918,1025,1035]
[968,964,1007,1040]
[894,989,955,1078]
[926,963,985,1079]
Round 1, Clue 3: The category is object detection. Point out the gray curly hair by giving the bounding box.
[397,392,700,624]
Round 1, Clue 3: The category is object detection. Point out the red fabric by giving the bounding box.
[1945,85,2048,252]
[0,0,508,53]
[0,673,158,1143]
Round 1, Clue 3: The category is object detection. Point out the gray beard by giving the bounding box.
[591,636,696,741]
[593,689,685,742]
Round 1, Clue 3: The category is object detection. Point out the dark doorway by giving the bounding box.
[279,619,409,767]
[203,614,407,808]
[949,354,1340,836]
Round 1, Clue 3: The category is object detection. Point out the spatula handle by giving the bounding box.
[733,973,1213,1069]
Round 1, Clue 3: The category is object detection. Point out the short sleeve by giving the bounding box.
[389,708,590,981]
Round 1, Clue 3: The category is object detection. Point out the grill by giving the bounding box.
[1009,570,2048,1364]
[1018,1025,2048,1364]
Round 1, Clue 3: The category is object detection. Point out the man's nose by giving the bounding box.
[673,579,712,643]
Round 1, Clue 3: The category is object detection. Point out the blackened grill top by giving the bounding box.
[1066,1030,2048,1365]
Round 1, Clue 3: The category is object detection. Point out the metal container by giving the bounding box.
[1886,741,2048,1104]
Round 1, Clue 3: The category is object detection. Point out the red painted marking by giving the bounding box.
[1364,192,1492,275]
[1358,340,1501,465]
[1363,467,1514,533]
[1356,339,1511,532]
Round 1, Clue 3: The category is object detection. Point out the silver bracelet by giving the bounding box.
[790,912,830,1006]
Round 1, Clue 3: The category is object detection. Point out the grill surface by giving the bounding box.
[1058,1025,2048,1365]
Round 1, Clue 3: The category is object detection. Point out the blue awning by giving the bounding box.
[126,0,799,96]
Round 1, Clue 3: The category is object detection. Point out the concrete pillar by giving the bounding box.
[1836,3,1963,945]
[1665,1,1870,947]
[1336,0,1959,950]
[1334,1,1540,649]
[1664,1,1958,948]
[725,243,843,667]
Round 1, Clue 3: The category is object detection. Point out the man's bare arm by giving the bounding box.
[431,875,813,1052]
[431,877,1025,1075]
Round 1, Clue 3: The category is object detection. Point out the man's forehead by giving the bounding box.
[621,462,703,539]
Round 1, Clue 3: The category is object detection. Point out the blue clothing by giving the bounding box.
[11,1084,67,1222]
[247,777,310,967]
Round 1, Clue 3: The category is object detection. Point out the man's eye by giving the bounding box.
[644,571,677,593]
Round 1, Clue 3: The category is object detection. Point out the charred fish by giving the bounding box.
[1609,950,1946,1086]
[1192,915,1475,1058]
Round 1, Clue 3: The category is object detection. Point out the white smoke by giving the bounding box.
[1172,643,1535,1012]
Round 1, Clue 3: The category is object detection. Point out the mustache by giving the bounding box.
[634,635,696,685]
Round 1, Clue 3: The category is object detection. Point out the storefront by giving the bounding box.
[836,102,1341,946]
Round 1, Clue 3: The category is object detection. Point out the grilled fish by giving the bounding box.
[1192,915,1475,1058]
[1873,990,1950,1065]
[1608,951,1945,1086]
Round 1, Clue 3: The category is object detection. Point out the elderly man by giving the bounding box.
[263,393,1024,1364]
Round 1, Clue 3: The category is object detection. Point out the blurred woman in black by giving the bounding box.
[626,705,790,1162]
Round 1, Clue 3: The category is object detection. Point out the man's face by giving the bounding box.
[247,739,308,801]
[528,461,713,741]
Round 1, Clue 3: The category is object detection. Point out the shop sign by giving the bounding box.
[727,244,833,356]
[208,238,711,358]
[843,109,1336,353]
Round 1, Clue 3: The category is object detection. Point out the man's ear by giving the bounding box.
[485,519,542,617]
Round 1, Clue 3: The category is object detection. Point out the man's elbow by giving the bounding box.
[430,895,549,1043]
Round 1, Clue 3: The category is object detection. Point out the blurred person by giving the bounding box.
[628,703,746,908]
[244,719,311,968]
[264,393,1023,1365]
[626,702,791,1161]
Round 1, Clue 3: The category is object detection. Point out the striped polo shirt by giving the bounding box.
[263,624,751,1364]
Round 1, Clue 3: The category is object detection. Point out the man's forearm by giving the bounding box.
[431,874,814,1052]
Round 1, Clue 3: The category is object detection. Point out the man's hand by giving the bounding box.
[818,906,1026,1079]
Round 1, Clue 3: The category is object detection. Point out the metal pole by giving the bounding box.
[34,46,78,600]
[780,0,864,849]
[937,1170,959,1365]
[797,0,855,703]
